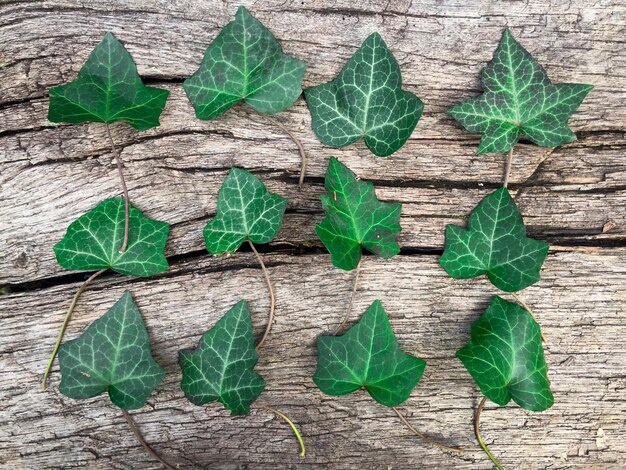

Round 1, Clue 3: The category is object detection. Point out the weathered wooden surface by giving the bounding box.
[1,0,625,468]
[2,251,626,469]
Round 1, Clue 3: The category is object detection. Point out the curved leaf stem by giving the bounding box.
[121,409,176,470]
[105,123,130,253]
[511,292,547,343]
[41,268,107,391]
[475,396,504,470]
[257,403,306,457]
[391,406,464,454]
[263,114,308,187]
[502,148,514,188]
[332,258,362,335]
[248,240,275,350]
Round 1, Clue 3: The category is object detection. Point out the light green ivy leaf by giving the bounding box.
[204,168,286,255]
[439,187,548,292]
[179,300,265,415]
[48,32,169,131]
[58,291,164,409]
[314,300,426,407]
[457,296,554,411]
[449,28,593,154]
[184,6,306,120]
[54,198,170,277]
[316,157,401,271]
[305,32,423,157]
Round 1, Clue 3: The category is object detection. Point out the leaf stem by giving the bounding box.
[475,396,504,470]
[248,240,275,350]
[511,292,547,343]
[121,409,176,470]
[41,268,107,391]
[391,406,464,454]
[263,114,308,187]
[502,148,514,188]
[257,403,306,457]
[332,258,362,335]
[105,123,130,253]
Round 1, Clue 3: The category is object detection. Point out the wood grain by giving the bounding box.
[2,250,626,469]
[1,0,625,468]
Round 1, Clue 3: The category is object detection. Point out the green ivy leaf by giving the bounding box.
[316,157,401,271]
[48,32,169,131]
[58,291,164,409]
[179,300,265,415]
[54,198,170,277]
[448,28,593,154]
[313,300,426,407]
[304,33,423,157]
[184,6,306,120]
[439,187,548,292]
[204,168,286,255]
[457,296,554,411]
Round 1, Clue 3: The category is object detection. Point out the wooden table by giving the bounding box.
[1,1,625,468]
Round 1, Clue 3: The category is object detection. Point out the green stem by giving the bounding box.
[249,240,275,350]
[503,148,513,188]
[105,123,130,253]
[263,114,308,187]
[121,409,176,469]
[257,403,306,457]
[475,396,504,470]
[41,269,107,391]
[391,406,464,454]
[332,258,362,335]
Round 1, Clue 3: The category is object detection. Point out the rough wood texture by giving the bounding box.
[1,0,625,469]
[2,251,626,469]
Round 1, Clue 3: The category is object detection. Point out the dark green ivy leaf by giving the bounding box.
[314,300,426,407]
[48,32,169,131]
[58,291,165,409]
[179,300,265,415]
[457,296,554,411]
[316,157,401,271]
[54,198,170,277]
[184,6,306,120]
[439,187,548,292]
[305,33,423,157]
[449,28,593,154]
[204,168,286,255]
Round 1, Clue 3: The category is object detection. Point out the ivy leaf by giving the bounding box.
[304,33,423,157]
[48,32,169,131]
[313,300,426,407]
[204,168,286,255]
[448,28,593,154]
[54,198,170,277]
[179,300,265,415]
[457,296,553,411]
[316,157,402,271]
[58,291,164,409]
[439,187,548,292]
[184,6,306,120]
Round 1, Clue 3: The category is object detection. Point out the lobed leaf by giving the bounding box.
[314,300,426,407]
[48,32,169,131]
[305,33,423,157]
[58,291,165,409]
[439,187,548,292]
[54,198,170,277]
[184,6,306,120]
[448,28,593,154]
[204,168,286,255]
[316,157,402,271]
[457,296,554,411]
[179,300,265,415]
